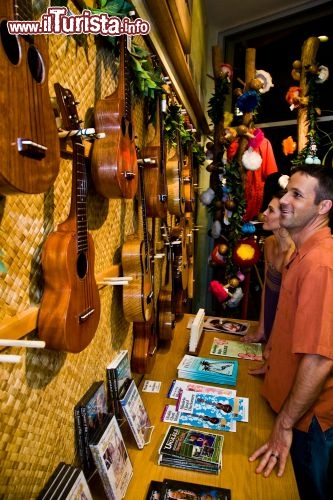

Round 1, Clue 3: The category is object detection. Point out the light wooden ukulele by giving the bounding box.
[141,95,168,218]
[37,84,101,353]
[121,150,154,323]
[91,34,138,199]
[0,0,60,194]
[166,129,185,216]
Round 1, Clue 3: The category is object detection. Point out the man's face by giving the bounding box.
[279,171,320,231]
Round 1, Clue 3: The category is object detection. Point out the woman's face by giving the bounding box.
[262,196,281,231]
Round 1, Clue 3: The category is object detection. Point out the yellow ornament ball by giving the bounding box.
[218,243,229,255]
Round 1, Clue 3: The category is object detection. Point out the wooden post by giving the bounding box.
[297,37,320,152]
[236,48,256,178]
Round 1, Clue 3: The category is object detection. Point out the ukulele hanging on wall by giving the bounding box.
[141,94,168,218]
[91,34,138,198]
[121,149,154,324]
[166,128,185,217]
[37,84,101,353]
[0,1,60,194]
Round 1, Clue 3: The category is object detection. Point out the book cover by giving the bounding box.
[210,337,263,361]
[74,381,108,476]
[89,414,133,500]
[177,389,249,422]
[145,480,164,500]
[161,404,237,432]
[187,316,249,335]
[62,468,93,500]
[161,478,231,500]
[158,425,223,474]
[119,378,153,449]
[167,379,237,400]
[177,355,238,386]
[106,350,132,418]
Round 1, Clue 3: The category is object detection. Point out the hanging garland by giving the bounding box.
[164,103,205,167]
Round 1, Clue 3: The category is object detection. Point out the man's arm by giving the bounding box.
[249,353,333,477]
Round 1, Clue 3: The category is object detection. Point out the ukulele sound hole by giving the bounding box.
[77,252,88,279]
[27,46,44,83]
[0,21,20,65]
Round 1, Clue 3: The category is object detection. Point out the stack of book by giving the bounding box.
[106,350,132,419]
[106,350,153,449]
[37,463,93,500]
[165,379,249,431]
[146,478,231,500]
[89,414,133,500]
[158,424,224,474]
[177,354,238,386]
[74,381,108,476]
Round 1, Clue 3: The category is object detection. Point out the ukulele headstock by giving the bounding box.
[54,83,81,132]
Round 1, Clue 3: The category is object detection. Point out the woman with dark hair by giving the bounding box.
[243,175,294,343]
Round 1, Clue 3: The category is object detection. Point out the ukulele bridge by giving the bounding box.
[147,291,154,304]
[79,307,95,323]
[17,138,47,159]
[123,171,136,180]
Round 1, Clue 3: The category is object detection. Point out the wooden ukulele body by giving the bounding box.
[166,151,185,217]
[131,311,157,374]
[91,95,138,199]
[0,1,60,194]
[140,143,168,219]
[121,234,153,323]
[37,228,100,353]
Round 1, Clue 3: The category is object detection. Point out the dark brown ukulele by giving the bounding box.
[0,0,60,194]
[37,84,100,353]
[91,35,138,199]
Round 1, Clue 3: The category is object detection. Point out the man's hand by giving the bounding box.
[249,419,293,477]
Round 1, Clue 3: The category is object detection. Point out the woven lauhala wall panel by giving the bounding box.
[0,18,157,498]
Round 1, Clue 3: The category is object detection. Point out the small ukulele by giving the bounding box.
[37,84,100,353]
[121,150,154,323]
[0,0,60,194]
[91,35,137,199]
[141,95,168,218]
[166,130,185,216]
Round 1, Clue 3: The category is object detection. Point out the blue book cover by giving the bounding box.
[177,389,248,422]
[177,355,238,386]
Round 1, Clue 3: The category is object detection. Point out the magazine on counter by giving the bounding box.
[210,337,263,361]
[187,316,250,335]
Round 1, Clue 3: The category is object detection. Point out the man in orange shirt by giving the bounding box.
[249,164,333,499]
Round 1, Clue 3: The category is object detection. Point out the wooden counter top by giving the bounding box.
[95,314,300,499]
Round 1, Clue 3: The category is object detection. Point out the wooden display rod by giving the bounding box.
[0,264,121,347]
